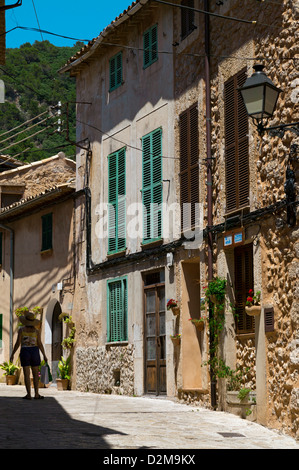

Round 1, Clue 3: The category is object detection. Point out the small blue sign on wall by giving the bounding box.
[224,234,233,247]
[234,232,243,244]
[223,228,244,249]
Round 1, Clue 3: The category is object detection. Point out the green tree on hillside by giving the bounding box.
[0,40,82,162]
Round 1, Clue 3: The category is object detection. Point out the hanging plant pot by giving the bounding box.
[170,335,181,346]
[210,295,218,304]
[194,321,204,331]
[171,306,180,316]
[245,306,261,316]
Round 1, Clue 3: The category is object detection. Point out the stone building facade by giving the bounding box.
[62,0,298,439]
[0,154,77,381]
[170,0,298,438]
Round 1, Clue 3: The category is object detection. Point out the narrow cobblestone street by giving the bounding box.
[0,384,298,452]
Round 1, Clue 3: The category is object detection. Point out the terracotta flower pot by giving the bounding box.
[245,306,261,316]
[171,337,181,346]
[6,375,16,386]
[56,378,69,391]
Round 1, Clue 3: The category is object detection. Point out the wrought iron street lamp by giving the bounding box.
[238,64,299,137]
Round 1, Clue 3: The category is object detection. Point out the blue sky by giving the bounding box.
[5,0,134,48]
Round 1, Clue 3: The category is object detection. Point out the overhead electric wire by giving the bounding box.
[76,118,181,161]
[31,0,43,41]
[98,40,297,62]
[0,124,54,153]
[1,25,90,43]
[0,116,51,145]
[0,110,49,138]
[152,0,283,29]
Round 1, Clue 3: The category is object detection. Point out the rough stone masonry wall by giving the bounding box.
[253,3,298,438]
[208,0,299,437]
[75,344,135,396]
[173,0,298,437]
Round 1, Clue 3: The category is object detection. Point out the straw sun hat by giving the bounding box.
[19,311,41,329]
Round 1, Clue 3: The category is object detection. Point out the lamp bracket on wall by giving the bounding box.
[256,121,299,137]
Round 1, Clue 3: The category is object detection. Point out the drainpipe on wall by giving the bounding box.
[0,223,14,357]
[204,0,217,409]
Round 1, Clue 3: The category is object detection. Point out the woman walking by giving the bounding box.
[10,311,48,400]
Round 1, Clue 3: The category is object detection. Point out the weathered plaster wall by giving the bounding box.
[72,4,178,397]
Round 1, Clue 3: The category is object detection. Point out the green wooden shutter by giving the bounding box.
[107,278,128,342]
[142,128,162,244]
[108,148,126,254]
[41,213,53,251]
[143,24,158,68]
[110,52,122,91]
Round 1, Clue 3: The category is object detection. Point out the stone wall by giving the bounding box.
[208,0,299,438]
[75,344,135,396]
[172,0,298,438]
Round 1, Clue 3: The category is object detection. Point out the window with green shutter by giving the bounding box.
[143,24,158,68]
[142,128,163,244]
[108,148,126,254]
[109,52,123,92]
[41,213,53,252]
[107,277,128,343]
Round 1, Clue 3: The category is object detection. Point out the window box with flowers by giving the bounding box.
[167,299,180,315]
[245,289,261,316]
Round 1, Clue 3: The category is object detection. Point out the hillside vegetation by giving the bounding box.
[0,40,82,162]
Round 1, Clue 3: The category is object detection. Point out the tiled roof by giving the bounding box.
[0,182,76,220]
[60,0,150,73]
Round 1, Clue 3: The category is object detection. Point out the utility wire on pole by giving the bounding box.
[0,1,22,12]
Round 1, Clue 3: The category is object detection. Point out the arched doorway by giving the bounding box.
[46,299,63,382]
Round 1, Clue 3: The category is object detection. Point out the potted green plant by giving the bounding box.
[0,361,20,385]
[204,277,227,304]
[245,289,261,316]
[56,356,71,390]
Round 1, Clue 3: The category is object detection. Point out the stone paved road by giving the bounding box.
[0,384,299,452]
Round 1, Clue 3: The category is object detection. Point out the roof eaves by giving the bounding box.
[0,183,75,220]
[59,0,150,74]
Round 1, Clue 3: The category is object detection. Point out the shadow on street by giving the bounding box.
[0,396,126,449]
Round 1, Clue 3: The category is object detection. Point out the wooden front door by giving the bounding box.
[144,276,166,395]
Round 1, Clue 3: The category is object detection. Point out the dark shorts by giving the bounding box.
[20,347,41,367]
